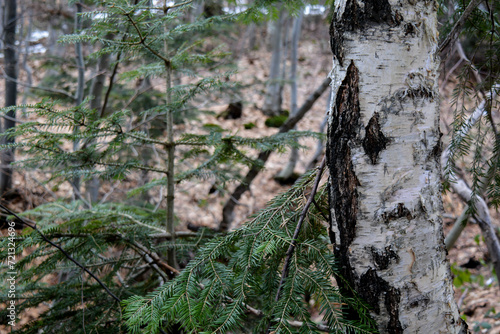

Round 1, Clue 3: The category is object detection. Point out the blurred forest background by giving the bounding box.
[0,0,499,333]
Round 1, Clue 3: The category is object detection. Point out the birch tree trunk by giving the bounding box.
[327,1,468,332]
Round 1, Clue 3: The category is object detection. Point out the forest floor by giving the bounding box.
[1,16,499,333]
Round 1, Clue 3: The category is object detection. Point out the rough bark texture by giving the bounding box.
[327,0,468,333]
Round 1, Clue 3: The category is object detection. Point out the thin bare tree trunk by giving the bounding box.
[0,2,4,51]
[20,2,32,118]
[86,50,111,203]
[72,3,84,196]
[262,8,284,116]
[276,11,303,180]
[164,17,178,271]
[1,0,17,197]
[327,1,467,332]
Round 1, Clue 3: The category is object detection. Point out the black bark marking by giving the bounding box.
[371,246,399,270]
[329,0,401,65]
[363,112,389,164]
[428,132,442,164]
[327,60,360,249]
[359,269,403,333]
[385,287,404,334]
[327,61,362,324]
[382,203,413,224]
[408,294,430,309]
[404,22,417,36]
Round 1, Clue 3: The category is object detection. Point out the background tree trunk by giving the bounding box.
[262,8,284,116]
[276,11,303,181]
[86,49,111,203]
[72,2,84,196]
[327,0,468,332]
[1,0,17,197]
[20,1,33,118]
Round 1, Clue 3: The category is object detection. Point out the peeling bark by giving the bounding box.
[327,0,468,332]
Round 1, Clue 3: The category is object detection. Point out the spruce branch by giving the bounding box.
[94,161,168,174]
[98,0,141,119]
[0,203,121,303]
[268,157,326,332]
[119,7,171,65]
[28,230,198,240]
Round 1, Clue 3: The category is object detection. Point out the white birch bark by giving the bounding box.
[327,0,468,332]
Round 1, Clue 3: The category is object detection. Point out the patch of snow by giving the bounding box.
[29,30,49,42]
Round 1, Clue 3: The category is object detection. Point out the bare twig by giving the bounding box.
[441,41,483,92]
[99,52,121,118]
[98,181,121,205]
[287,320,329,332]
[99,0,142,117]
